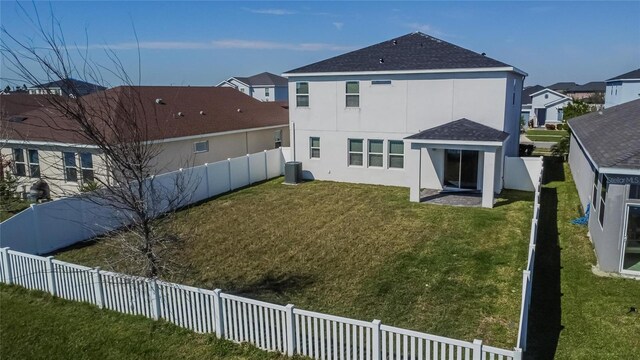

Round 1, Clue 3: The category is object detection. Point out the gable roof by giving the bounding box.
[3,86,288,145]
[607,68,640,81]
[222,72,287,87]
[569,81,606,92]
[30,78,106,96]
[530,87,571,100]
[284,32,523,75]
[569,99,640,170]
[521,85,544,105]
[548,82,578,92]
[405,118,509,142]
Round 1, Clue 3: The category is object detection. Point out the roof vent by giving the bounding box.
[199,110,205,115]
[481,52,486,56]
[177,112,184,117]
[379,58,384,64]
[392,40,397,45]
[237,108,242,112]
[155,98,165,105]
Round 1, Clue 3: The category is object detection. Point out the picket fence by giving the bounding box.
[0,148,284,255]
[515,157,544,351]
[0,247,522,360]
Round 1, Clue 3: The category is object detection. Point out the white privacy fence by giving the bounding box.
[0,148,285,255]
[0,247,522,360]
[516,156,544,351]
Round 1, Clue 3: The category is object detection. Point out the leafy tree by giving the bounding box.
[3,85,10,93]
[552,100,593,157]
[0,170,29,213]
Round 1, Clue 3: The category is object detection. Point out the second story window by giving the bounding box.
[296,82,309,107]
[194,140,209,153]
[63,152,78,182]
[28,149,40,178]
[13,148,26,177]
[265,88,270,97]
[346,81,359,107]
[80,153,94,182]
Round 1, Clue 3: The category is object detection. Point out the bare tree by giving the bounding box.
[1,7,194,278]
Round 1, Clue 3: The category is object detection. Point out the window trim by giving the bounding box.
[598,174,608,227]
[345,81,360,108]
[265,87,270,97]
[388,140,404,169]
[80,152,95,183]
[367,139,383,168]
[12,148,27,177]
[63,151,78,183]
[348,139,364,167]
[296,82,309,108]
[310,137,320,159]
[28,149,40,178]
[194,140,209,153]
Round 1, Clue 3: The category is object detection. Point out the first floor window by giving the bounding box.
[265,88,270,97]
[274,130,282,148]
[80,153,94,182]
[13,148,26,176]
[348,139,363,166]
[346,81,359,107]
[28,149,40,178]
[388,140,404,169]
[599,175,608,226]
[558,108,564,121]
[194,140,209,153]
[310,137,320,158]
[368,140,383,167]
[296,82,309,107]
[63,152,78,182]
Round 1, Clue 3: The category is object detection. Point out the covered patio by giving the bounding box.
[404,118,509,208]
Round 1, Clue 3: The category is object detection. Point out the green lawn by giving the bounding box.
[0,285,287,360]
[526,160,640,359]
[525,135,564,143]
[57,178,534,349]
[526,129,568,136]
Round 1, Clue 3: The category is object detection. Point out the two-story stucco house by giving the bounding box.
[283,32,526,208]
[605,68,640,108]
[217,72,289,102]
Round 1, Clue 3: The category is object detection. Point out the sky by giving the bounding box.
[1,1,639,88]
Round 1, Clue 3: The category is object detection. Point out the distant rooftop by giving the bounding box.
[233,72,287,87]
[285,32,521,74]
[607,68,640,81]
[548,82,578,92]
[30,78,106,96]
[521,85,544,105]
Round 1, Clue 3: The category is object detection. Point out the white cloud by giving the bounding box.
[405,23,453,38]
[333,22,344,30]
[243,8,296,15]
[78,39,355,52]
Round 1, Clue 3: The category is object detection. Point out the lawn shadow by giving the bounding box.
[524,186,562,359]
[493,190,534,208]
[542,157,565,184]
[228,272,315,302]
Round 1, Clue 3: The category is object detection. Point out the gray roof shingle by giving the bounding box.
[405,118,509,142]
[548,82,578,92]
[569,99,640,170]
[607,68,640,81]
[232,72,287,87]
[285,32,514,74]
[521,85,544,105]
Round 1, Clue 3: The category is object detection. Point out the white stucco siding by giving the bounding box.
[568,135,596,210]
[605,80,640,108]
[502,73,524,156]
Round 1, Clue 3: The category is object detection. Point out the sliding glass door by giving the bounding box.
[444,150,479,190]
[622,205,640,273]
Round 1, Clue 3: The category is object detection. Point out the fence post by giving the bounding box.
[264,150,269,179]
[513,347,523,360]
[285,304,296,356]
[472,339,483,360]
[204,163,211,198]
[213,289,224,338]
[246,154,252,184]
[149,279,160,320]
[45,256,56,296]
[1,247,12,284]
[372,319,381,360]
[227,158,232,190]
[92,267,104,309]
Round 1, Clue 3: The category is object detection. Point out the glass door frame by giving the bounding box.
[620,203,640,275]
[443,149,480,191]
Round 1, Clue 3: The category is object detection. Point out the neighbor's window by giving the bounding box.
[558,108,564,121]
[592,171,599,204]
[28,149,40,178]
[630,184,640,200]
[346,81,359,107]
[388,140,404,169]
[80,153,94,182]
[63,151,78,182]
[599,175,608,226]
[310,137,320,158]
[296,82,309,107]
[371,80,391,85]
[348,139,363,166]
[194,140,209,153]
[368,140,383,167]
[13,148,26,177]
[265,88,270,97]
[274,130,282,148]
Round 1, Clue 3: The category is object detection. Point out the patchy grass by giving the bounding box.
[0,285,288,360]
[526,160,640,359]
[57,178,534,348]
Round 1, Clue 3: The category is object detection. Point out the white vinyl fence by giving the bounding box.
[0,247,522,360]
[0,148,285,255]
[515,157,544,351]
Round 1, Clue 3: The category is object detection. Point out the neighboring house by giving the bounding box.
[566,81,606,102]
[2,86,289,197]
[28,78,106,97]
[283,32,527,208]
[526,88,572,127]
[605,68,640,108]
[568,98,640,277]
[548,82,578,93]
[217,72,288,102]
[520,85,544,125]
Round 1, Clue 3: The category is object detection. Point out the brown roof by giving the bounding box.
[3,86,289,145]
[0,94,55,119]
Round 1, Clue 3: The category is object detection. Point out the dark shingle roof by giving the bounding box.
[231,72,287,87]
[607,68,640,81]
[548,82,578,92]
[405,118,509,142]
[521,85,544,105]
[285,32,514,74]
[569,99,640,170]
[570,81,606,92]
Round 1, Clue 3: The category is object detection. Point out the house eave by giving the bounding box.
[404,139,505,147]
[282,66,527,78]
[4,139,100,149]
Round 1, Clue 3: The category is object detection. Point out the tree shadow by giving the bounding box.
[227,272,315,303]
[542,157,565,184]
[524,186,562,359]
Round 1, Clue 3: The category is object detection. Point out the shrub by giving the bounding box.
[545,123,556,130]
[556,123,564,130]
